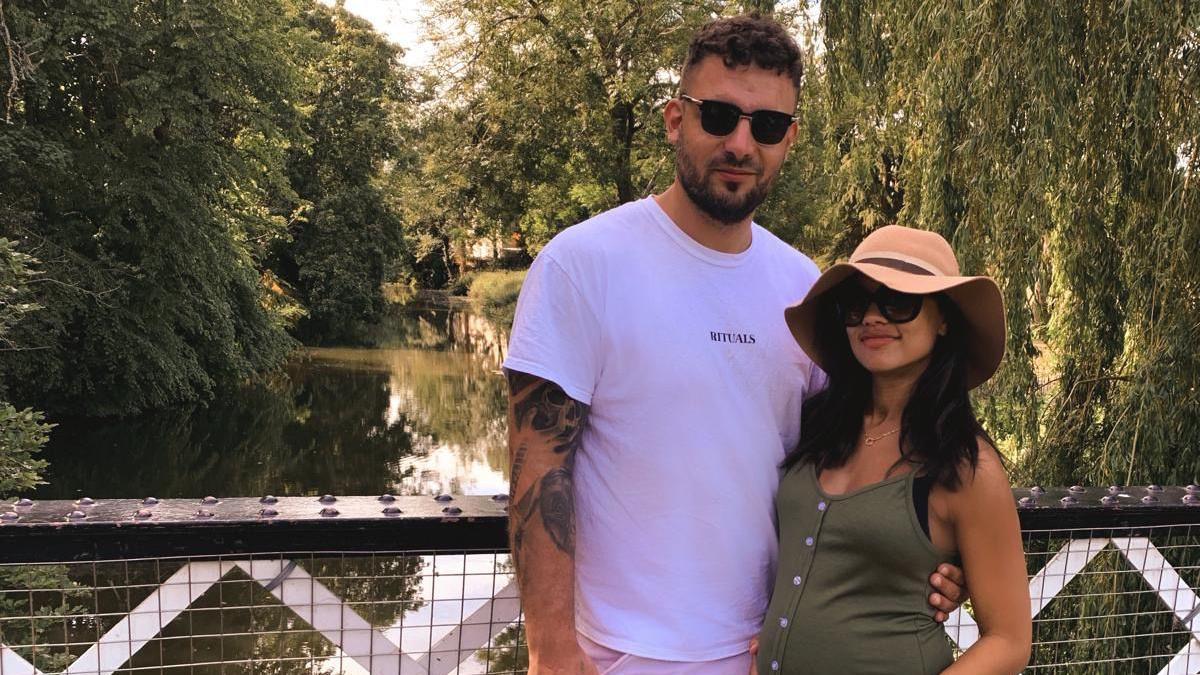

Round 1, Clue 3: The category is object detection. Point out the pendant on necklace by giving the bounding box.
[864,427,898,446]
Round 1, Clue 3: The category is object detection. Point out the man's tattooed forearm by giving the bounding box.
[509,462,577,580]
[505,371,588,579]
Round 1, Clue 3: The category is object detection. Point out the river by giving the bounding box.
[34,304,512,501]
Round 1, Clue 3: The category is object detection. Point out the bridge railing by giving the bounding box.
[1,487,1199,674]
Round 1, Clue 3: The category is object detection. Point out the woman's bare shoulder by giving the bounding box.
[950,437,1014,507]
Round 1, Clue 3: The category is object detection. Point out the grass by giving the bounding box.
[467,270,526,328]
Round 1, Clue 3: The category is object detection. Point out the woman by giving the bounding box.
[754,225,1031,674]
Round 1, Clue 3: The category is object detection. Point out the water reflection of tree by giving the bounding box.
[37,366,419,498]
[314,308,510,489]
[53,555,426,675]
[0,565,88,672]
[476,623,527,675]
[37,307,511,499]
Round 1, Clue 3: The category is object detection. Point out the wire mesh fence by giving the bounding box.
[0,551,525,675]
[3,491,1200,674]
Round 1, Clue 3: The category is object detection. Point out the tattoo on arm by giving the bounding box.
[505,370,589,581]
[508,370,586,455]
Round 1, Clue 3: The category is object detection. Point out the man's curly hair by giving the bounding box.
[681,13,803,92]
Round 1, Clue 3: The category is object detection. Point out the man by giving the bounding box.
[503,14,966,674]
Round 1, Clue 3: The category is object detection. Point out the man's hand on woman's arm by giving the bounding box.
[929,562,968,622]
[505,369,600,675]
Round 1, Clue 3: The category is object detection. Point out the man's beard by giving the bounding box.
[676,138,776,225]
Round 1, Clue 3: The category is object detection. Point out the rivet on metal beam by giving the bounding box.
[382,506,402,515]
[1060,496,1078,505]
[76,497,96,506]
[142,497,159,506]
[1187,485,1200,494]
[1030,486,1045,496]
[319,507,339,517]
[1183,494,1200,506]
[134,509,153,520]
[260,495,278,504]
[1018,496,1035,508]
[319,495,337,504]
[491,494,510,502]
[1107,485,1122,495]
[1142,495,1159,504]
[66,510,87,520]
[378,494,396,502]
[201,496,219,505]
[1100,495,1118,506]
[442,506,463,515]
[1068,485,1086,494]
[260,507,279,518]
[15,498,33,507]
[0,512,18,522]
[435,494,454,502]
[195,509,214,518]
[1147,485,1164,493]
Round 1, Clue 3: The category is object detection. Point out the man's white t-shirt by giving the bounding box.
[503,196,824,661]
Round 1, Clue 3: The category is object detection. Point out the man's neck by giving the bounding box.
[653,182,753,254]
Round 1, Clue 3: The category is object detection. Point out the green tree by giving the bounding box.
[0,238,74,675]
[0,0,304,416]
[0,238,50,496]
[276,2,418,343]
[807,0,1200,485]
[417,0,764,259]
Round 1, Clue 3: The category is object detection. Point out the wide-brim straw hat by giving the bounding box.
[784,225,1006,389]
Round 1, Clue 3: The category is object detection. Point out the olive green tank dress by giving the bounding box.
[756,462,958,674]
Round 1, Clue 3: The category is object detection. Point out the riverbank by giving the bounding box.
[406,288,475,310]
[407,269,527,330]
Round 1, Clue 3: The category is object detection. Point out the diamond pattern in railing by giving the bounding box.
[0,559,520,675]
[945,537,1200,675]
[4,538,1199,674]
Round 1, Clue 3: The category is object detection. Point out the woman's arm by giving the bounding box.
[942,440,1032,674]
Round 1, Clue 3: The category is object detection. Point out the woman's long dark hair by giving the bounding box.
[781,285,996,490]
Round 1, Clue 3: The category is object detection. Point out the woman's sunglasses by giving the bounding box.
[834,285,925,326]
[679,94,796,145]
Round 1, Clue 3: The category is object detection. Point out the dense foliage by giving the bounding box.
[812,1,1200,486]
[277,6,416,343]
[0,0,416,417]
[0,0,304,416]
[0,238,50,496]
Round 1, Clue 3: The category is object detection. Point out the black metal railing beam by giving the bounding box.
[0,494,510,563]
[1014,484,1200,531]
[3,486,1200,563]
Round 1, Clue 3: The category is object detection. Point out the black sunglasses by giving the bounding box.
[834,284,925,326]
[679,94,796,145]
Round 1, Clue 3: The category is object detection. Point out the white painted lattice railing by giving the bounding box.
[946,536,1200,674]
[1,557,521,675]
[4,489,1200,674]
[5,538,1199,674]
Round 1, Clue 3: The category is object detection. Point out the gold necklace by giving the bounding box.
[864,427,899,446]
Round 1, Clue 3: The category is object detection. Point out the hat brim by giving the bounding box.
[784,262,1006,389]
